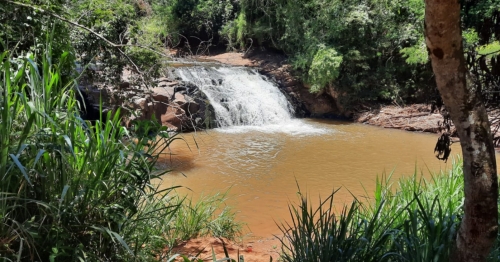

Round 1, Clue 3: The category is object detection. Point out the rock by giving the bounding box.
[133,97,148,110]
[174,92,186,102]
[148,81,215,132]
[181,101,201,116]
[352,104,449,133]
[152,92,170,103]
[160,106,183,130]
[154,85,174,94]
[79,77,215,133]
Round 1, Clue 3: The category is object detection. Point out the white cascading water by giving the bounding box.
[174,66,327,135]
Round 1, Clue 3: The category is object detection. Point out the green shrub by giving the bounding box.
[307,45,343,93]
[222,11,249,50]
[67,0,162,84]
[154,0,238,46]
[0,0,72,64]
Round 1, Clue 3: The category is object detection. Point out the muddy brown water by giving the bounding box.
[158,119,500,238]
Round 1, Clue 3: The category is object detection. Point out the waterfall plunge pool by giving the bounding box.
[158,119,500,238]
[160,65,500,238]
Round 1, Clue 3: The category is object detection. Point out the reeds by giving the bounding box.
[167,192,243,246]
[0,46,180,261]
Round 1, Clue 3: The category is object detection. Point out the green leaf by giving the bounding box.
[9,153,32,186]
[308,45,343,93]
[477,41,500,57]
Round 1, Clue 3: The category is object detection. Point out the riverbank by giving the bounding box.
[170,236,281,261]
[353,104,443,133]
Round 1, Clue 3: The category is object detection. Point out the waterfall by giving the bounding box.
[174,66,327,135]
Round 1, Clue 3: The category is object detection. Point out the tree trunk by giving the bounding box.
[424,1,498,261]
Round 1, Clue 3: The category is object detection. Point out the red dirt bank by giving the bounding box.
[170,237,281,261]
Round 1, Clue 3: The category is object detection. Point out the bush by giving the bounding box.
[307,45,343,93]
[221,11,249,50]
[154,0,239,47]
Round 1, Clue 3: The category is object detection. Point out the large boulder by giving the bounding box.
[132,80,215,132]
[78,78,215,132]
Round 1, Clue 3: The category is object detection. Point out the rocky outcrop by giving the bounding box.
[79,78,215,132]
[353,104,447,133]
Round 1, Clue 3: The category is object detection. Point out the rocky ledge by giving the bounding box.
[79,78,215,132]
[353,104,444,133]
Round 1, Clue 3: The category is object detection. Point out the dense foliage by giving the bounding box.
[461,0,500,107]
[229,0,500,107]
[0,46,176,260]
[0,45,242,260]
[0,0,73,68]
[3,0,499,108]
[150,0,500,107]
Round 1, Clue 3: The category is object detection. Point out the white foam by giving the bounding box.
[215,119,330,137]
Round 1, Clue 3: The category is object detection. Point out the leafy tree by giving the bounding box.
[0,0,73,65]
[66,0,162,83]
[153,0,238,48]
[233,0,436,107]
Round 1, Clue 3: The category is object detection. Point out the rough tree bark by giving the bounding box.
[424,1,498,261]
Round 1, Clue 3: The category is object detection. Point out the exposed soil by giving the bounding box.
[169,236,282,261]
[198,52,254,67]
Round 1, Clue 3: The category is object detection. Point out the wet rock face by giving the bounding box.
[245,51,341,118]
[256,66,340,118]
[79,78,215,132]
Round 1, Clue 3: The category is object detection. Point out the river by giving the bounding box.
[158,65,500,239]
[158,119,500,238]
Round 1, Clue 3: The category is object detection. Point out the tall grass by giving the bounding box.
[0,44,180,261]
[279,160,472,261]
[166,192,243,247]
